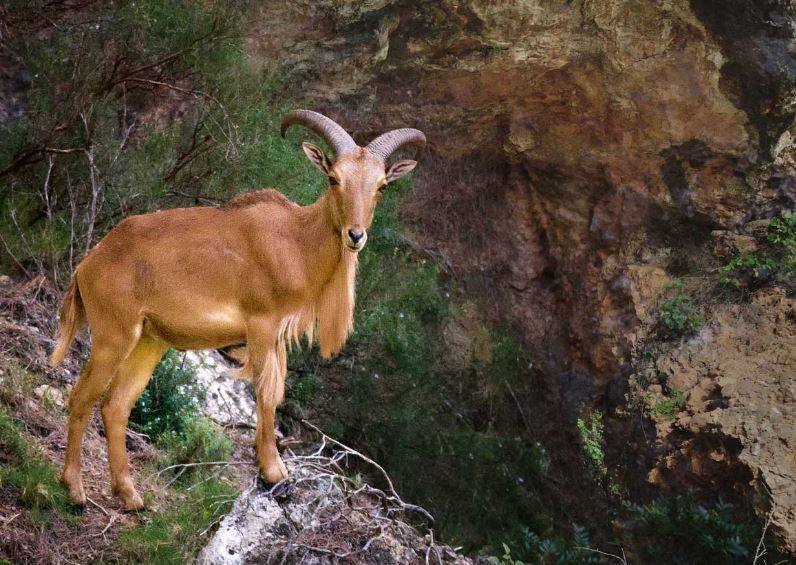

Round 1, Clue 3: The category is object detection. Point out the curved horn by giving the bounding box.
[280,110,357,156]
[365,128,426,161]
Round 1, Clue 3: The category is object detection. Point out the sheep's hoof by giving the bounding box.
[61,469,86,507]
[256,474,291,499]
[121,491,145,512]
[257,455,289,494]
[260,455,288,484]
[114,479,145,512]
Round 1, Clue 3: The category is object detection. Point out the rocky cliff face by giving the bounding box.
[639,288,796,550]
[251,0,794,379]
[247,0,796,549]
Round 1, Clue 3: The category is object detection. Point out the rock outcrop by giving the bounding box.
[197,439,470,565]
[649,288,796,551]
[187,351,257,428]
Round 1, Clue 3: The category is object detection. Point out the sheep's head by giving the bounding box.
[281,110,425,252]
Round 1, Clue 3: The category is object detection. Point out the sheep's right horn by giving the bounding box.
[280,110,357,156]
[365,128,427,161]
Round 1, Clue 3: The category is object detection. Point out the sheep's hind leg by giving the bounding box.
[61,336,133,506]
[101,335,167,511]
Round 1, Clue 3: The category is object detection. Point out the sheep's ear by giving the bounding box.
[302,142,332,174]
[385,159,417,183]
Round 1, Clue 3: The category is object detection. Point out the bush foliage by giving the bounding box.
[130,349,202,440]
[658,280,701,338]
[720,213,796,295]
[577,411,606,479]
[0,406,76,522]
[650,387,686,420]
[624,496,764,564]
[119,478,236,564]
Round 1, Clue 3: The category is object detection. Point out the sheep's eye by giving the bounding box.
[377,182,387,192]
[328,176,339,186]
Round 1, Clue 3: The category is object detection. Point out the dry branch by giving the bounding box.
[300,418,435,523]
[219,421,453,564]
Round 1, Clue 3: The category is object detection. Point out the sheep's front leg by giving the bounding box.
[247,319,288,484]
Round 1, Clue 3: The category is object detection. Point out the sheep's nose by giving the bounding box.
[348,229,364,244]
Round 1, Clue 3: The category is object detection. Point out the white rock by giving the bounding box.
[34,384,66,409]
[185,351,256,428]
[195,492,284,565]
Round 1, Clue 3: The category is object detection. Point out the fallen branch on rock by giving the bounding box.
[299,418,435,523]
[197,421,468,564]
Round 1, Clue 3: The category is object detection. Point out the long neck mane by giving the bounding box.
[311,248,357,357]
[281,191,358,358]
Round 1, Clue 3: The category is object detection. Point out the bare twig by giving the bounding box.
[43,147,83,155]
[66,172,78,271]
[753,512,773,565]
[119,78,237,157]
[0,231,30,278]
[167,189,224,204]
[42,154,55,222]
[164,465,189,489]
[9,206,43,274]
[504,380,533,436]
[143,460,252,485]
[575,545,627,564]
[93,514,118,538]
[86,496,109,516]
[110,19,222,83]
[82,140,103,253]
[425,529,442,565]
[300,419,434,523]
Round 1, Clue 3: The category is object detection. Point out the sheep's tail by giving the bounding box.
[50,276,85,366]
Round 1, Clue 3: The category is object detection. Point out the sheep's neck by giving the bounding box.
[295,191,349,295]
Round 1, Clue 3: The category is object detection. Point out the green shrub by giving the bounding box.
[767,213,796,277]
[322,236,561,551]
[624,496,762,564]
[651,388,686,420]
[577,411,606,479]
[719,253,778,290]
[0,363,41,407]
[658,281,700,338]
[130,349,202,441]
[0,0,255,277]
[720,213,796,293]
[488,330,535,391]
[352,185,450,378]
[290,373,320,407]
[119,478,236,564]
[488,524,602,565]
[159,417,233,468]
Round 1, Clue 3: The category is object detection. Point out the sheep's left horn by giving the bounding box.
[365,128,426,161]
[280,110,358,156]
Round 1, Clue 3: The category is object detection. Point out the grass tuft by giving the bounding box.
[119,478,237,564]
[0,406,76,523]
